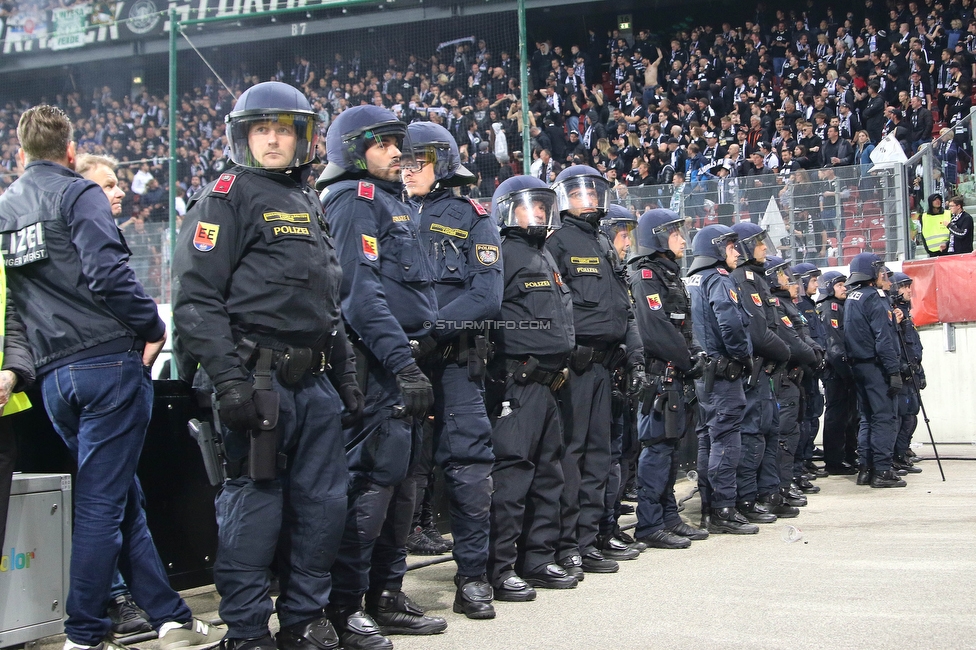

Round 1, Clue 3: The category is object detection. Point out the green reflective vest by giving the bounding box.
[919,210,951,255]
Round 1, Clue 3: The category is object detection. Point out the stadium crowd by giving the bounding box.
[1,1,973,279]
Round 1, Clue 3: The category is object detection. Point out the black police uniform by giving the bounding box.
[172,164,350,640]
[796,294,827,474]
[320,178,438,613]
[545,216,642,567]
[893,299,924,463]
[630,255,698,538]
[730,263,790,510]
[844,284,901,475]
[487,229,575,588]
[768,292,818,492]
[817,294,859,471]
[687,266,752,512]
[414,189,501,581]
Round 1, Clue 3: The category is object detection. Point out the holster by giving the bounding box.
[703,357,718,394]
[188,417,226,487]
[249,348,282,482]
[664,384,683,438]
[512,356,540,385]
[276,346,315,386]
[604,344,628,371]
[787,366,804,384]
[570,345,594,374]
[745,355,764,389]
[468,334,489,381]
[715,356,745,382]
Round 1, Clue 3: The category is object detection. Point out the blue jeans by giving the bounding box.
[41,351,191,645]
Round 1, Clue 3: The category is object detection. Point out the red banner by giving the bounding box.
[903,253,976,326]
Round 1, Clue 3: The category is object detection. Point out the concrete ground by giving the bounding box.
[34,445,976,650]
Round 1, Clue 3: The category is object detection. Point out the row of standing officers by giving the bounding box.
[171,82,925,650]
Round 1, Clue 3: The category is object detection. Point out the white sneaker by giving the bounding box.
[158,619,226,650]
[64,640,129,650]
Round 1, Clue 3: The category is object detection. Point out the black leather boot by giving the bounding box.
[758,492,799,518]
[453,575,495,619]
[737,500,777,523]
[793,475,821,494]
[871,469,908,488]
[325,608,392,650]
[856,466,873,485]
[707,507,759,534]
[365,591,447,636]
[276,617,339,650]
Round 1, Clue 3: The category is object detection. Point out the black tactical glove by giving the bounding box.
[918,373,927,390]
[686,352,708,379]
[216,379,261,432]
[887,373,903,397]
[396,362,434,418]
[739,356,754,380]
[338,373,365,428]
[410,336,438,361]
[628,365,646,397]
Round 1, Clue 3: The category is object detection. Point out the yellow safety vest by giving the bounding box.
[919,210,951,254]
[0,255,31,416]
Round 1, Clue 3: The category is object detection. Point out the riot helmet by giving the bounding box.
[688,224,739,274]
[600,204,638,261]
[732,222,777,263]
[492,176,560,238]
[316,105,407,189]
[552,165,611,224]
[818,271,848,299]
[791,262,822,297]
[401,121,476,187]
[226,81,319,169]
[635,208,688,257]
[764,255,796,291]
[846,252,886,285]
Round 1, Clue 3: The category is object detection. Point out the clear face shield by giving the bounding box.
[635,217,689,257]
[601,219,638,260]
[343,122,407,171]
[553,175,611,217]
[798,271,821,298]
[736,230,777,263]
[229,110,318,168]
[399,141,451,179]
[498,188,560,237]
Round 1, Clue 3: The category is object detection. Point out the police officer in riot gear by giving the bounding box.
[630,209,710,549]
[816,271,860,475]
[401,121,501,619]
[729,224,791,523]
[546,166,644,574]
[764,257,818,506]
[890,272,924,474]
[843,253,906,488]
[487,176,578,600]
[687,224,758,535]
[317,106,443,649]
[598,204,647,555]
[791,262,829,479]
[173,81,357,650]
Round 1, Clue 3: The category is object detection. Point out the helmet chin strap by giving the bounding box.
[579,210,603,225]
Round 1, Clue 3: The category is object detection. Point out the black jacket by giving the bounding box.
[0,161,164,374]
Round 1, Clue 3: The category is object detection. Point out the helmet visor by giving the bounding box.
[635,216,689,256]
[736,230,777,262]
[604,220,637,260]
[553,175,611,215]
[766,260,796,287]
[400,141,451,179]
[229,110,318,168]
[498,188,560,234]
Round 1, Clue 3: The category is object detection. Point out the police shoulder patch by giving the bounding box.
[745,269,755,280]
[476,243,499,266]
[831,318,839,328]
[641,268,653,279]
[468,198,488,216]
[717,267,729,275]
[646,293,663,310]
[193,221,220,251]
[357,181,375,200]
[361,234,379,261]
[212,173,236,195]
[729,288,738,303]
[751,293,762,306]
[877,288,887,298]
[781,315,793,328]
[831,302,839,311]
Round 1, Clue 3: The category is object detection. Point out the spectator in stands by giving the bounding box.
[822,125,855,167]
[945,195,975,254]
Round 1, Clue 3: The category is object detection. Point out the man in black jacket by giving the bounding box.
[0,105,221,650]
